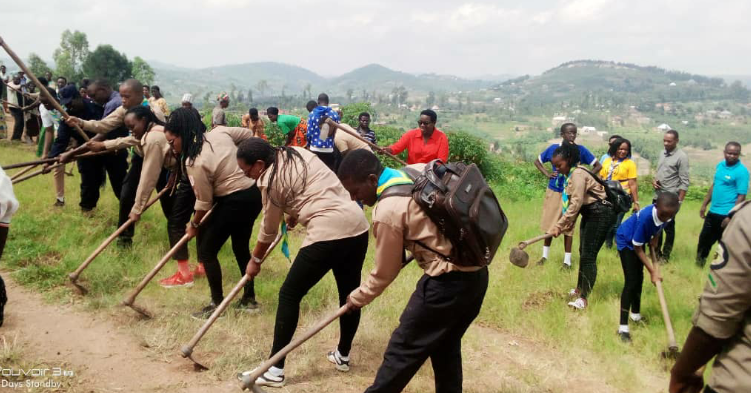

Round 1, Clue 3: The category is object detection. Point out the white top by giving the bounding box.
[0,167,20,226]
[39,105,60,130]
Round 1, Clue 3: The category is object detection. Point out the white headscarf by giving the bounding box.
[181,93,193,104]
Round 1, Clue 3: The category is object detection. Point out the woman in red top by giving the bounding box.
[386,109,449,164]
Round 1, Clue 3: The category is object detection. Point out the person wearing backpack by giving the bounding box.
[336,149,493,393]
[600,137,640,248]
[548,141,616,310]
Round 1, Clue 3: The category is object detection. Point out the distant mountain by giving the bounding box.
[152,62,505,102]
[493,60,749,104]
[720,75,751,88]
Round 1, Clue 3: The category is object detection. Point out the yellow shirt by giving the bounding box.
[599,157,637,193]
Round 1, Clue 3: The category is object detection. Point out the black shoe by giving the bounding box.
[561,263,572,270]
[0,275,6,328]
[191,302,223,320]
[618,331,632,343]
[236,297,260,314]
[536,257,547,266]
[53,199,65,207]
[696,258,706,268]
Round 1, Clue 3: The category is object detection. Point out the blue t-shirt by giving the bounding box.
[539,143,597,192]
[306,106,340,151]
[616,205,667,251]
[709,160,750,216]
[600,153,610,164]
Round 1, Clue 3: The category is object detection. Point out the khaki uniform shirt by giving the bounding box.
[334,124,372,154]
[186,127,256,211]
[256,147,369,248]
[81,104,166,134]
[554,167,607,232]
[349,164,482,308]
[104,125,176,215]
[693,201,751,393]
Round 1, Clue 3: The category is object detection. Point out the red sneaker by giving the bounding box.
[159,271,194,288]
[192,263,206,277]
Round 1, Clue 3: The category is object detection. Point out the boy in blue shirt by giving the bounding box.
[307,93,340,171]
[615,193,680,342]
[697,142,749,266]
[534,123,602,268]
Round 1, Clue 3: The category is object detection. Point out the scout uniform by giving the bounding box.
[692,201,751,393]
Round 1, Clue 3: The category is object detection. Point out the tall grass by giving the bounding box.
[0,142,711,392]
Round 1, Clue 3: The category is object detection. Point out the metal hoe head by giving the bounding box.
[122,300,153,319]
[509,247,529,268]
[661,345,681,360]
[67,275,89,295]
[180,345,209,371]
[241,374,268,393]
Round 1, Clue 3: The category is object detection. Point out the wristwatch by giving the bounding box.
[251,255,263,265]
[190,220,200,228]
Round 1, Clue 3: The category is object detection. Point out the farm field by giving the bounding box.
[0,142,715,392]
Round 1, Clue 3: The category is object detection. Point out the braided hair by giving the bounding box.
[552,140,581,168]
[165,107,207,167]
[236,138,308,208]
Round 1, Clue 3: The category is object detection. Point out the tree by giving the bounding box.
[426,91,436,107]
[28,53,53,79]
[304,83,312,98]
[256,80,269,97]
[131,57,155,85]
[361,89,369,102]
[346,88,354,103]
[83,45,131,86]
[53,30,89,83]
[247,88,253,103]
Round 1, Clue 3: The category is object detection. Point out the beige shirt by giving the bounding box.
[334,124,372,154]
[186,126,256,211]
[81,104,166,134]
[554,167,607,232]
[348,164,481,308]
[693,201,751,393]
[256,147,369,248]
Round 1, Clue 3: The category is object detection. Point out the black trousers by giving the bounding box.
[9,107,24,140]
[198,186,263,305]
[270,232,369,369]
[696,212,726,265]
[118,154,172,241]
[365,267,489,393]
[577,203,616,299]
[619,249,644,325]
[168,174,196,261]
[76,150,128,210]
[312,150,337,172]
[654,211,676,260]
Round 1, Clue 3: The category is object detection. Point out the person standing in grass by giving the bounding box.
[696,142,748,267]
[548,141,615,310]
[600,137,639,248]
[615,193,679,342]
[385,109,448,165]
[37,88,66,207]
[241,108,267,140]
[535,123,602,269]
[149,86,170,117]
[306,93,340,170]
[669,201,751,393]
[236,139,369,388]
[356,112,376,144]
[267,107,306,148]
[212,93,229,128]
[652,129,689,262]
[0,165,19,327]
[333,149,488,393]
[164,108,263,317]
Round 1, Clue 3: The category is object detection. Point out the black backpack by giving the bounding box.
[380,160,508,267]
[582,169,632,214]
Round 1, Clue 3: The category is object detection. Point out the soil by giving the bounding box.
[0,276,668,393]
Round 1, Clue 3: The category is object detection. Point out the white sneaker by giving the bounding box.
[236,368,285,388]
[567,288,580,298]
[327,350,350,372]
[567,297,587,310]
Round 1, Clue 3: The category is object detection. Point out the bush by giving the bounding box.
[341,102,376,128]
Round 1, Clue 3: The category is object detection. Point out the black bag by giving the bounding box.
[582,169,631,214]
[380,160,508,267]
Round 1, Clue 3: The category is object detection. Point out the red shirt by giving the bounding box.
[389,128,449,164]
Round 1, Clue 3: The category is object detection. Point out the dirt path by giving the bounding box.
[1,278,238,393]
[0,276,667,393]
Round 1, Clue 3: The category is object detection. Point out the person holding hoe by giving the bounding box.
[548,141,615,310]
[614,192,679,342]
[235,138,369,388]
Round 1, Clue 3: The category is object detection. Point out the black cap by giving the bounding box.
[59,85,79,106]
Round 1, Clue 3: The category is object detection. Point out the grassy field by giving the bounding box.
[0,141,713,392]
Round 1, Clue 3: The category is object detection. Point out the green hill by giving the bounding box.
[494,60,750,104]
[330,63,493,94]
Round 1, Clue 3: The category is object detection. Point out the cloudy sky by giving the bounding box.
[2,0,750,78]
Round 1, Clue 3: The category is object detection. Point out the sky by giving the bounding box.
[2,0,751,78]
